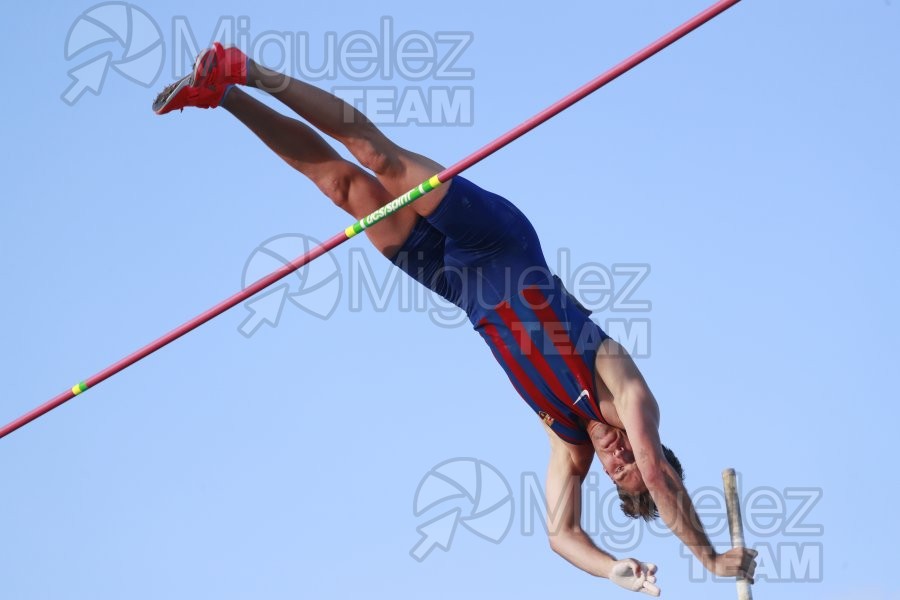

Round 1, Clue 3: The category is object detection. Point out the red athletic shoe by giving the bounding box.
[152,74,230,114]
[152,43,246,114]
[193,42,248,88]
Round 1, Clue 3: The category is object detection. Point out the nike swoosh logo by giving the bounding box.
[575,390,589,405]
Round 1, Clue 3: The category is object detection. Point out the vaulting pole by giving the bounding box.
[0,0,743,440]
[723,468,753,600]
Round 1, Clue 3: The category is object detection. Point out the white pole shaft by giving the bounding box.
[722,468,753,600]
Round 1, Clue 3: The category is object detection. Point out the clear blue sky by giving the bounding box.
[2,1,898,598]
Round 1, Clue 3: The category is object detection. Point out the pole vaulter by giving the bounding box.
[1,0,743,441]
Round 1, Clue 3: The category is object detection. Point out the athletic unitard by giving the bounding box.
[390,177,610,444]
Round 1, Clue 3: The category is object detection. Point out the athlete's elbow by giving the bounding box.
[548,527,581,555]
[548,533,566,556]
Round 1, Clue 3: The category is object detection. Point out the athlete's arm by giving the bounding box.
[617,386,756,579]
[543,425,660,596]
[596,340,756,581]
[617,389,718,565]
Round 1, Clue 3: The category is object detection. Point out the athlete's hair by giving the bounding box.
[617,445,684,521]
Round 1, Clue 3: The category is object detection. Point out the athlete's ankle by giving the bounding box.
[247,60,290,95]
[245,59,260,88]
[246,59,272,88]
[219,84,237,109]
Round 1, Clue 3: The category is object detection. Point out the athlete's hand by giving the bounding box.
[709,547,758,583]
[610,559,660,596]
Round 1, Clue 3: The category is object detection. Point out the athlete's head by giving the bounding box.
[590,426,684,520]
[615,445,683,521]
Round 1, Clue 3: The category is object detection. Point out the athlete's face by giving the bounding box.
[593,428,647,494]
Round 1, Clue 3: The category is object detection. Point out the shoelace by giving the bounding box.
[153,80,182,106]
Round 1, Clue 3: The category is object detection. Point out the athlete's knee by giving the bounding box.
[346,128,401,176]
[313,164,356,209]
[356,141,393,175]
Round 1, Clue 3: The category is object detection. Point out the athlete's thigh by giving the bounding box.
[372,147,451,219]
[341,165,419,257]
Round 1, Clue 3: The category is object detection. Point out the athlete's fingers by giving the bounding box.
[736,554,757,582]
[645,563,658,575]
[747,561,757,578]
[646,574,657,585]
[744,564,756,584]
[641,580,661,597]
[621,558,641,576]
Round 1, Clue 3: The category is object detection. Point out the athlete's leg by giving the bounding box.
[244,63,539,260]
[245,61,451,217]
[222,87,416,257]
